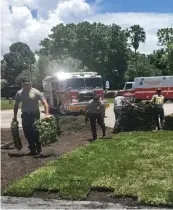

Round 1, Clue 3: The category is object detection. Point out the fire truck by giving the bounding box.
[43,72,109,114]
[116,76,173,102]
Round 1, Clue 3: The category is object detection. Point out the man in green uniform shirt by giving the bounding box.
[86,94,106,141]
[13,79,50,155]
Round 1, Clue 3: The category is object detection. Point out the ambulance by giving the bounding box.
[116,76,173,102]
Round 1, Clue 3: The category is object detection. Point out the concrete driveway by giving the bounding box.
[1,196,128,209]
[1,108,45,129]
[1,103,172,129]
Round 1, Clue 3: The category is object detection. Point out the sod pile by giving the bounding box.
[164,113,173,130]
[114,103,155,132]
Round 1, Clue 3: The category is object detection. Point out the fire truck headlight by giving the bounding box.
[55,71,69,80]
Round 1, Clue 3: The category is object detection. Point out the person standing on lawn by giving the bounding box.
[13,79,50,155]
[86,93,106,141]
[151,89,165,130]
[113,91,133,132]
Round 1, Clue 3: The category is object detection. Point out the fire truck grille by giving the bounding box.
[78,93,93,102]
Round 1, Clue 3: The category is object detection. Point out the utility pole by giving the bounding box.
[29,65,32,83]
[114,69,119,90]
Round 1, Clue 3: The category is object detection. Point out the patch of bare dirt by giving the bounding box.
[1,115,112,193]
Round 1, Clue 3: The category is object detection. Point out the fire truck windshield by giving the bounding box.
[66,78,85,89]
[85,78,102,89]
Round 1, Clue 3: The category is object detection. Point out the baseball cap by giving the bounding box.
[22,78,31,85]
[156,88,161,93]
[93,94,100,100]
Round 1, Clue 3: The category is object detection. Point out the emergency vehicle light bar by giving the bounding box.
[68,72,98,76]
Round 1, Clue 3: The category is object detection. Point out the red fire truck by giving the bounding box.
[116,76,173,102]
[43,72,109,114]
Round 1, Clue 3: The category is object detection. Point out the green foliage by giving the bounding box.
[157,28,173,47]
[128,25,146,72]
[1,60,8,80]
[39,22,129,88]
[3,42,35,85]
[5,131,173,206]
[167,42,173,74]
[1,24,172,88]
[148,49,169,75]
[150,27,173,75]
[125,53,161,81]
[16,69,35,85]
[1,79,8,88]
[34,116,60,146]
[129,25,146,53]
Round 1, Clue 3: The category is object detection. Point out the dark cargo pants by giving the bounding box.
[89,114,106,140]
[21,112,41,153]
[114,107,123,132]
[154,107,164,130]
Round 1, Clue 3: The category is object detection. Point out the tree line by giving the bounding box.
[1,22,173,90]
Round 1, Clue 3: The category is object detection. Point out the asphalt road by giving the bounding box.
[1,103,173,129]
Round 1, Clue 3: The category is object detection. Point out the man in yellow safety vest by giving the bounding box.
[151,89,165,130]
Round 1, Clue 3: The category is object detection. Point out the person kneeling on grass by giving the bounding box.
[13,79,50,156]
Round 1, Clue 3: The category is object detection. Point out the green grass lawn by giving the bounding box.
[1,99,42,110]
[1,99,15,110]
[5,131,173,206]
[106,98,114,103]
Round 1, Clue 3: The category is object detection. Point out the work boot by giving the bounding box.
[36,142,42,154]
[102,134,107,138]
[92,134,97,141]
[27,150,37,156]
[28,145,37,156]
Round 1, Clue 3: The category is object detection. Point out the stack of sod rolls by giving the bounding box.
[34,116,61,146]
[164,113,173,130]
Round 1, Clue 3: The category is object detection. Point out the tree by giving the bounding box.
[150,27,173,75]
[3,42,35,84]
[125,52,161,81]
[148,49,169,75]
[39,22,129,88]
[157,28,173,47]
[129,25,146,71]
[16,69,36,85]
[1,60,8,80]
[167,43,173,73]
[1,79,8,88]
